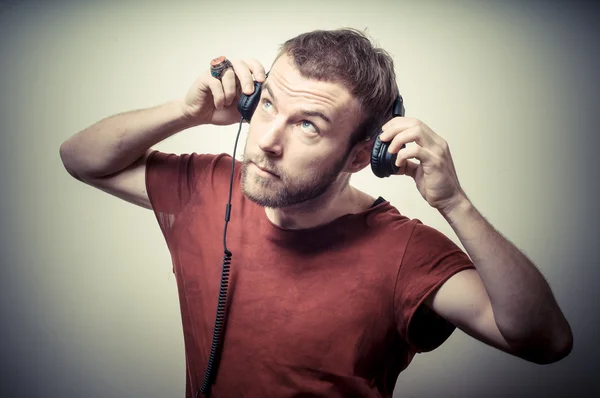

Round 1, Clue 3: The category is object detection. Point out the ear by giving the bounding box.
[343,138,373,173]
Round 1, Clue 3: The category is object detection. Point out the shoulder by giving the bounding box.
[353,199,423,258]
[364,198,420,234]
[364,199,468,264]
[366,198,455,245]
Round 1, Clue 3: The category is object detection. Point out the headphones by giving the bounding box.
[237,79,405,178]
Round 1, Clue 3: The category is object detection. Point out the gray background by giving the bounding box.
[1,0,598,396]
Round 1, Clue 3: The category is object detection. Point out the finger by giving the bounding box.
[394,144,434,168]
[204,72,226,109]
[220,68,237,106]
[386,125,436,154]
[380,117,419,141]
[230,59,255,95]
[243,58,267,82]
[397,159,419,179]
[381,118,438,148]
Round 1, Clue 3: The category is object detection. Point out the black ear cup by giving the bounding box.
[237,80,263,122]
[371,133,401,178]
[370,95,405,178]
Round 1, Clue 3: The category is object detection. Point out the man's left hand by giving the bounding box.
[379,117,467,213]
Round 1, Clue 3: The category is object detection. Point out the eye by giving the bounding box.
[261,98,273,112]
[298,120,318,135]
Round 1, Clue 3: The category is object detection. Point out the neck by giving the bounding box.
[264,176,374,230]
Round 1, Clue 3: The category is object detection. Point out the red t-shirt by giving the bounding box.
[146,151,475,397]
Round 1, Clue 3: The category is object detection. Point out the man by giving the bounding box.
[59,29,572,397]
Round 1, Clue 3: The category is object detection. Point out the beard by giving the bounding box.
[241,147,349,209]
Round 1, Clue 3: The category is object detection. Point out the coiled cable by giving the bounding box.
[198,117,245,397]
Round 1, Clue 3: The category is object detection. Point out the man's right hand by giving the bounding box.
[60,56,267,210]
[180,58,267,126]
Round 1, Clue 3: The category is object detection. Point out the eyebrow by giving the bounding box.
[262,82,333,125]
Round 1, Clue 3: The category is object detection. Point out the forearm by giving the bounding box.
[441,196,572,354]
[60,99,194,178]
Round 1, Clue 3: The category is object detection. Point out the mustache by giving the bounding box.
[243,154,281,176]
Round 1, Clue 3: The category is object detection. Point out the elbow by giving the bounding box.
[531,340,573,365]
[519,324,574,365]
[541,325,573,364]
[59,136,124,180]
[543,315,574,364]
[59,140,71,166]
[59,140,82,180]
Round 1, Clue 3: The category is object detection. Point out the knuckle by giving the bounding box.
[391,139,404,153]
[244,57,258,67]
[223,69,236,82]
[207,78,218,90]
[232,61,248,76]
[247,57,265,70]
[211,84,224,99]
[435,142,448,157]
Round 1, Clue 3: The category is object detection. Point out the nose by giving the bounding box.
[257,117,285,157]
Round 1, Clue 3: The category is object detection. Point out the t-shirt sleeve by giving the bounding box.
[394,221,475,353]
[145,150,215,243]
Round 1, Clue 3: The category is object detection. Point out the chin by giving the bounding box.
[241,173,276,207]
[242,188,282,208]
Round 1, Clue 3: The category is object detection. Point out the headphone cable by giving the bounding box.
[198,116,245,397]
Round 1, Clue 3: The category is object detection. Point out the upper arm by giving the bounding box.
[424,268,516,355]
[67,149,155,210]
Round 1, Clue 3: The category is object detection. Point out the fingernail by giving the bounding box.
[245,84,254,93]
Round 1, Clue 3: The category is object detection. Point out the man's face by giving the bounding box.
[241,55,362,209]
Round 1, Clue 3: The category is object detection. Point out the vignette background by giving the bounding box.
[1,0,598,396]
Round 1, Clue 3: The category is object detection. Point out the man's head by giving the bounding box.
[241,28,398,209]
[277,28,400,145]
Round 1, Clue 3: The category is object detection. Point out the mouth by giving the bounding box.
[252,162,279,178]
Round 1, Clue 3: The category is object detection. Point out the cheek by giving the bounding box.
[307,143,344,168]
[245,123,268,153]
[287,153,330,176]
[246,122,260,144]
[246,118,278,145]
